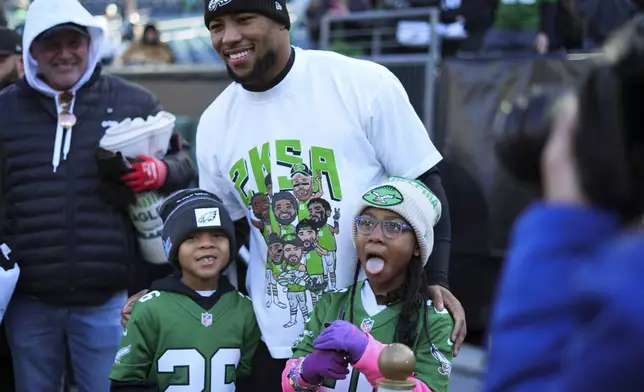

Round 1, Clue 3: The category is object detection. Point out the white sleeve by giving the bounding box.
[195,119,247,221]
[366,71,442,179]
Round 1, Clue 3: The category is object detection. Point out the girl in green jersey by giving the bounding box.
[282,177,454,392]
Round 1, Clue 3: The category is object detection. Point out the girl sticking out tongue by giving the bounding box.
[282,177,453,392]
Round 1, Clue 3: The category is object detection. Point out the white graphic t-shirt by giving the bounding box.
[196,47,442,359]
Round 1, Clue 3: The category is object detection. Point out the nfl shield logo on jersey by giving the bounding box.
[360,318,374,332]
[201,312,213,327]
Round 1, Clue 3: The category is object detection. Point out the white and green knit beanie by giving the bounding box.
[351,176,442,266]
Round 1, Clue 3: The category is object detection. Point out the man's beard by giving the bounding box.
[275,213,294,226]
[0,65,19,90]
[271,255,283,264]
[227,49,277,86]
[301,241,315,252]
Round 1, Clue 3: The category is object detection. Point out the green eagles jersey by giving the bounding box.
[305,249,325,276]
[261,222,271,244]
[109,290,261,391]
[292,280,454,392]
[298,200,310,221]
[262,203,281,243]
[269,201,280,235]
[280,263,308,292]
[318,224,337,252]
[270,259,285,275]
[493,0,556,31]
[279,224,296,238]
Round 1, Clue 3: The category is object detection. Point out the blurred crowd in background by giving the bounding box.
[0,0,641,67]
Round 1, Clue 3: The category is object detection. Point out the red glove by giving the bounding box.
[121,155,168,193]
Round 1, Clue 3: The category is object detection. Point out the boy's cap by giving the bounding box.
[351,177,442,266]
[159,188,236,268]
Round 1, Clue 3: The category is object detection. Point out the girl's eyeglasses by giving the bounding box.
[355,216,412,239]
[57,91,76,129]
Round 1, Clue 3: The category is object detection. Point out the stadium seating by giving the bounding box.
[79,0,201,17]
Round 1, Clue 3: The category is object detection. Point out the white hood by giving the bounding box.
[23,0,105,97]
[22,0,106,172]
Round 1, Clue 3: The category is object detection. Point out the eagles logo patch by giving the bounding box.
[195,207,221,227]
[208,0,232,11]
[362,185,403,207]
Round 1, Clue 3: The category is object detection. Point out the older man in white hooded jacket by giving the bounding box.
[0,1,195,391]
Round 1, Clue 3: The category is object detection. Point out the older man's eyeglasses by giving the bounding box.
[355,216,412,239]
[57,91,76,129]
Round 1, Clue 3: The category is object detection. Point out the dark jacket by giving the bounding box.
[0,66,195,306]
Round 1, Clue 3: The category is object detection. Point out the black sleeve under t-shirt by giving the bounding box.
[416,166,451,288]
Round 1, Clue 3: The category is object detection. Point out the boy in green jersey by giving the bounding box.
[282,177,454,392]
[110,189,260,391]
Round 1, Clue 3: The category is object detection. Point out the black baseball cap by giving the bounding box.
[37,23,89,42]
[0,28,21,56]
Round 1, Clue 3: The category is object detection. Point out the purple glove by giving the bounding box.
[313,320,369,363]
[301,349,350,385]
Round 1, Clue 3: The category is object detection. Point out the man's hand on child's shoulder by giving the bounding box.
[121,289,150,327]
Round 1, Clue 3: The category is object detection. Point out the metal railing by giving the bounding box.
[319,7,442,137]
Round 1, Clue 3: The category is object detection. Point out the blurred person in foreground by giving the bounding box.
[484,14,644,391]
[0,27,22,90]
[0,0,194,391]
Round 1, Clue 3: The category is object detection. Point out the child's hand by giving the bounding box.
[301,349,350,384]
[314,320,368,363]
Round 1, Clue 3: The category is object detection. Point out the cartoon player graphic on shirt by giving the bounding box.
[290,163,323,221]
[307,198,340,290]
[229,144,346,331]
[250,192,273,240]
[295,219,329,304]
[277,235,312,328]
[265,233,287,309]
[272,191,298,238]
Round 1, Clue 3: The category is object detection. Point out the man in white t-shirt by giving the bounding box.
[122,0,467,388]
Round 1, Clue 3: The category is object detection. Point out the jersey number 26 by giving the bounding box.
[158,348,240,391]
